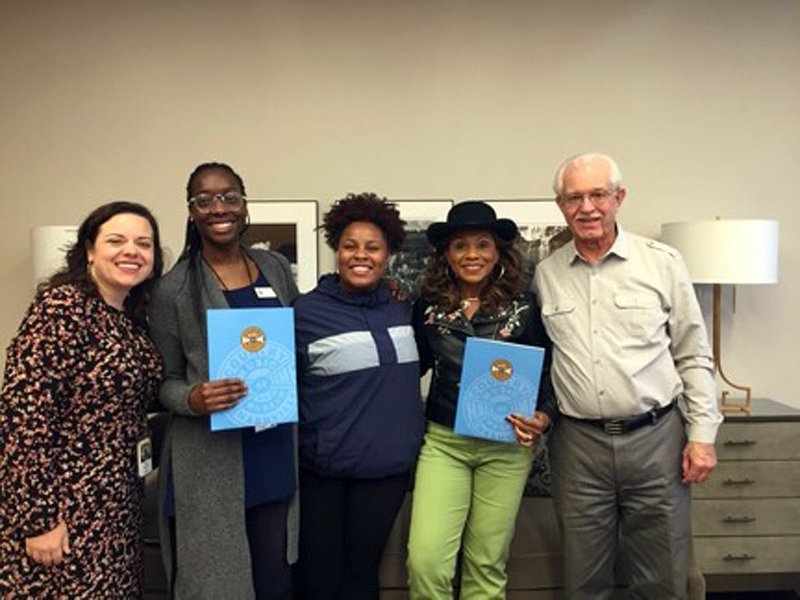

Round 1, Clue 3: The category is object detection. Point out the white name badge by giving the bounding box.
[137,436,153,478]
[254,286,277,299]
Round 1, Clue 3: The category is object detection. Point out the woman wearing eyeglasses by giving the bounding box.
[148,162,299,599]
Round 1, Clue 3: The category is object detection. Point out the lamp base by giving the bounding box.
[712,283,753,416]
[720,388,752,416]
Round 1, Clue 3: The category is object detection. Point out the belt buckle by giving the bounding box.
[603,419,624,435]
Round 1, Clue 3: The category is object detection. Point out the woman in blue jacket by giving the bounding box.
[293,193,425,599]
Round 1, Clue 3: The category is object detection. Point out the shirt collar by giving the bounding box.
[567,223,629,265]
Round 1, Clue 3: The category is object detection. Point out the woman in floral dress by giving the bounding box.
[0,201,164,598]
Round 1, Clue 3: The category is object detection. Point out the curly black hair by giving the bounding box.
[420,233,528,315]
[322,193,406,253]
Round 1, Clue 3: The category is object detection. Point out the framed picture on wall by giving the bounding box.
[242,200,319,293]
[486,199,571,281]
[386,199,454,295]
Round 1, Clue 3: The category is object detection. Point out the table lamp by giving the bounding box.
[660,219,779,415]
[31,225,78,289]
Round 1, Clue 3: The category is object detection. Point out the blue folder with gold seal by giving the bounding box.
[207,307,298,431]
[454,337,544,443]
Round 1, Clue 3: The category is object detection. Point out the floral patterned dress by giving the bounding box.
[0,284,163,598]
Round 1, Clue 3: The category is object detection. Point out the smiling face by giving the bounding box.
[557,157,625,258]
[336,221,390,292]
[87,212,155,308]
[188,168,247,250]
[444,228,499,297]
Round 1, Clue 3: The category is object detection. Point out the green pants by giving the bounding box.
[407,421,533,599]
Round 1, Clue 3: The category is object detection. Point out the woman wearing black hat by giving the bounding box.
[406,201,557,599]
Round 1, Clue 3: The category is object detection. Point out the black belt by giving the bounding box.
[565,400,677,436]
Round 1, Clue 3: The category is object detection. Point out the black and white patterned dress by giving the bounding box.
[1,284,163,598]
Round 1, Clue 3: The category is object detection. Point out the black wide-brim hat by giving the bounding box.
[426,201,518,246]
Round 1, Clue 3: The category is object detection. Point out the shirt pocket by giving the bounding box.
[541,298,577,342]
[613,292,665,341]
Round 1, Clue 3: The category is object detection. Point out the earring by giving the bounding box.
[493,263,506,280]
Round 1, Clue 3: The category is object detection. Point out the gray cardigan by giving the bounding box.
[148,247,300,600]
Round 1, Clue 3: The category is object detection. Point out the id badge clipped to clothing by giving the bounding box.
[136,436,153,478]
[254,286,277,299]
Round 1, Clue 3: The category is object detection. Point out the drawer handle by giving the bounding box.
[723,553,755,562]
[722,478,755,486]
[723,439,757,447]
[722,515,756,523]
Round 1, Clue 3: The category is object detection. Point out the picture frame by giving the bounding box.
[386,199,454,295]
[242,200,319,293]
[486,199,571,278]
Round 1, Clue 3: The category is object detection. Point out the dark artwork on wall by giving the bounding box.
[487,199,571,285]
[242,200,319,293]
[385,200,453,296]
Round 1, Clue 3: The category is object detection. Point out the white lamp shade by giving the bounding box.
[660,219,779,284]
[31,225,78,288]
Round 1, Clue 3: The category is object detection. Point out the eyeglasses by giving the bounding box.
[188,192,245,212]
[559,188,617,209]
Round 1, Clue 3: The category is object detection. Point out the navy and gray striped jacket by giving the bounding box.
[294,274,425,478]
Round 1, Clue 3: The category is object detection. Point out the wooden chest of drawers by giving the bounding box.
[692,399,800,593]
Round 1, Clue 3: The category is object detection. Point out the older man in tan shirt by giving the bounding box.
[531,153,721,599]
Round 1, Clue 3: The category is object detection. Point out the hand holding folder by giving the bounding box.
[454,338,544,443]
[207,307,298,431]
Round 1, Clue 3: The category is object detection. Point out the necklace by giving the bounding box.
[204,248,254,292]
[460,296,481,313]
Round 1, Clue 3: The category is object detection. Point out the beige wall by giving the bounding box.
[1,0,798,408]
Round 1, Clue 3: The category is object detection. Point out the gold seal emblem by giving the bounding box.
[240,326,266,353]
[490,358,513,382]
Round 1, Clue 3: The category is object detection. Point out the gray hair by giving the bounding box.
[552,153,623,196]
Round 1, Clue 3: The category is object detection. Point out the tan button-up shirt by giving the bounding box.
[533,226,722,444]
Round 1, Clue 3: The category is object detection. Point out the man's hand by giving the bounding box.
[26,521,70,566]
[682,441,717,484]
